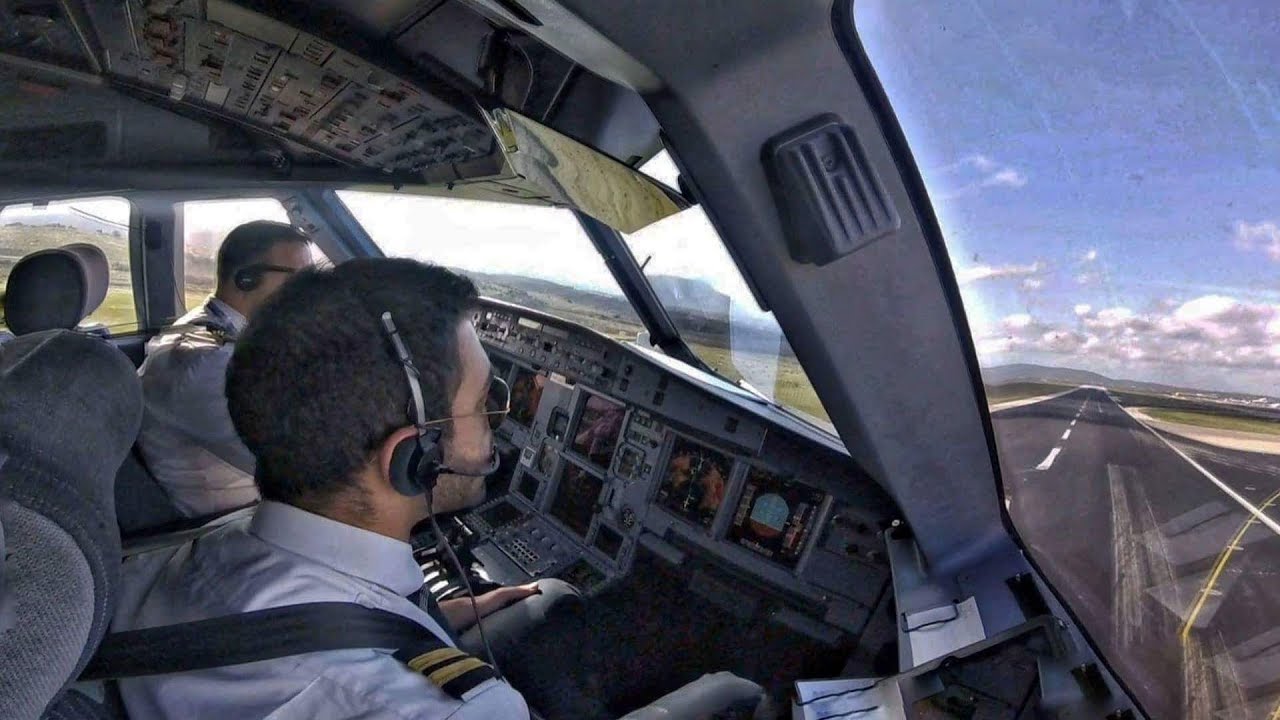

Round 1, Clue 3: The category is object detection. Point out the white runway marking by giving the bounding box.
[1035,446,1063,471]
[1062,429,1072,440]
[1114,397,1280,539]
[1071,418,1078,426]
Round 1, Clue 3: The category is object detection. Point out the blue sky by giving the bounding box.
[857,0,1280,394]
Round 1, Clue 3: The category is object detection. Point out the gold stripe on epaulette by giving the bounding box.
[407,647,465,674]
[428,657,489,688]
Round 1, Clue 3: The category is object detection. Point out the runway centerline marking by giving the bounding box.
[1062,429,1072,440]
[1071,418,1078,426]
[1034,446,1062,471]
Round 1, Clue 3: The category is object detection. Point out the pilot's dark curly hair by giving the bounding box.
[227,258,478,510]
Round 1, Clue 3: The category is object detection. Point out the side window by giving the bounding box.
[178,198,326,312]
[0,197,138,333]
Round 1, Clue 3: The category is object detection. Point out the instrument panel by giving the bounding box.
[448,301,894,638]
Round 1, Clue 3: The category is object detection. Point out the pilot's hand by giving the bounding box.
[445,582,542,630]
[485,582,542,612]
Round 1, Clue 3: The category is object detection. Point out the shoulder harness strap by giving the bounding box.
[84,601,494,698]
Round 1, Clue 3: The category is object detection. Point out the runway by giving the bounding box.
[993,387,1280,719]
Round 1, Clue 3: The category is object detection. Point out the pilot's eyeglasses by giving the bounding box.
[420,375,511,431]
[380,310,510,433]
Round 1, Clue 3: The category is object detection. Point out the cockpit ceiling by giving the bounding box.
[0,0,659,196]
[1,0,489,178]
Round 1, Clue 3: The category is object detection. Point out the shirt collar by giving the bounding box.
[249,501,424,597]
[205,296,248,334]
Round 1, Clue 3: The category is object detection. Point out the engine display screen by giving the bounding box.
[509,367,545,427]
[549,462,603,538]
[729,468,826,568]
[656,437,732,529]
[571,394,626,468]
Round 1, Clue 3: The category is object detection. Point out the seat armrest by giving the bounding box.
[618,671,765,720]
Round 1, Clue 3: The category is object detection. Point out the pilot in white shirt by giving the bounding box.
[137,221,314,516]
[116,259,538,719]
[115,502,532,719]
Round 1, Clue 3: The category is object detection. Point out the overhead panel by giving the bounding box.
[86,0,495,175]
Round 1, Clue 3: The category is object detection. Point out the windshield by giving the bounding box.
[627,154,834,431]
[857,2,1280,716]
[337,191,645,343]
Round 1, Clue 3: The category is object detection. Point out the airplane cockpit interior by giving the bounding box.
[6,1,1276,719]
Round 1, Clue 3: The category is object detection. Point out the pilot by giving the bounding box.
[114,259,542,718]
[137,220,314,516]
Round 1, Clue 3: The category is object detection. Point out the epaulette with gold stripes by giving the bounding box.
[394,642,498,700]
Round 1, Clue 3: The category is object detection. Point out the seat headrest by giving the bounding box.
[0,330,141,718]
[3,244,110,336]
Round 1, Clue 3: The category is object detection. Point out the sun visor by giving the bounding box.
[485,108,687,233]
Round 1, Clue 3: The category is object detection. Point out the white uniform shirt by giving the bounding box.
[114,501,530,719]
[136,297,258,516]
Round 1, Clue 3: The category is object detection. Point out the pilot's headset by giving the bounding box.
[378,310,504,675]
[378,311,500,497]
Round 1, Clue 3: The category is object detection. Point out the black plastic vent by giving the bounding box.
[764,114,900,265]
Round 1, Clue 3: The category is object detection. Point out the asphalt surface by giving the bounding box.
[993,387,1280,720]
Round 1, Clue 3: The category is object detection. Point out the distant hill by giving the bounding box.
[984,362,1276,400]
[3,210,125,236]
[983,363,1112,387]
[454,268,790,354]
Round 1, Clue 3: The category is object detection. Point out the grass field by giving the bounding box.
[0,224,140,332]
[984,382,1073,404]
[689,341,832,429]
[1143,408,1280,436]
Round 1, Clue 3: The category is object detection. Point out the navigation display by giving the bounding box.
[509,367,545,427]
[571,394,626,468]
[729,468,826,568]
[549,462,603,538]
[656,437,732,529]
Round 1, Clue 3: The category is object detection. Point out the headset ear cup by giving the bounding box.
[389,437,424,496]
[234,268,260,292]
[415,430,445,495]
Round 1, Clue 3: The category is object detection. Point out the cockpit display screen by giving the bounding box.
[509,367,545,427]
[549,462,603,538]
[571,394,626,469]
[729,468,825,569]
[656,437,732,529]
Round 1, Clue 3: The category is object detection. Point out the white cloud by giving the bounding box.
[1003,313,1034,330]
[935,154,1029,197]
[1082,248,1099,262]
[982,168,1028,188]
[1087,306,1136,329]
[974,294,1280,375]
[967,154,998,173]
[1233,220,1280,261]
[1020,278,1044,291]
[1075,271,1103,286]
[956,260,1045,285]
